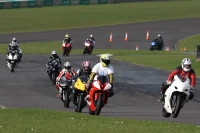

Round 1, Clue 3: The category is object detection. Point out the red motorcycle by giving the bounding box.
[62,41,72,56]
[85,75,112,115]
[83,40,94,55]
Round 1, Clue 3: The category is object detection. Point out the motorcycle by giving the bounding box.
[6,50,18,72]
[47,59,62,85]
[59,74,74,108]
[62,40,73,56]
[162,75,191,118]
[83,40,94,55]
[85,75,112,115]
[149,40,164,51]
[73,75,89,113]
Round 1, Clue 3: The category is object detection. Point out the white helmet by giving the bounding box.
[181,58,192,72]
[12,37,17,42]
[90,34,93,38]
[64,62,71,70]
[158,34,161,37]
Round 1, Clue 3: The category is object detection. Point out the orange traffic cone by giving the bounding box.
[109,33,113,42]
[125,32,128,41]
[136,45,138,50]
[146,30,150,40]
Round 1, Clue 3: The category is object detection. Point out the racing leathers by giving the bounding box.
[56,68,76,97]
[159,66,196,101]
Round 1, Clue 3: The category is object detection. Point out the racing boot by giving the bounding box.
[158,95,164,102]
[109,88,114,97]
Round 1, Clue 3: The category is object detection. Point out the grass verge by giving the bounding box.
[1,1,200,34]
[0,108,200,133]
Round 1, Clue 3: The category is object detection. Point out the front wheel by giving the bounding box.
[52,72,56,85]
[77,94,85,113]
[95,94,103,115]
[172,93,183,118]
[162,107,171,118]
[64,90,70,108]
[149,46,153,51]
[83,48,86,55]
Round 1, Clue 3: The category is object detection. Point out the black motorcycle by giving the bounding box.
[149,40,164,51]
[47,59,62,85]
[59,77,74,108]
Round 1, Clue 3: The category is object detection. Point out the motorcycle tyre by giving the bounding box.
[52,72,57,85]
[64,90,70,108]
[149,46,153,51]
[83,48,86,55]
[10,64,14,72]
[89,108,95,115]
[172,93,182,118]
[162,107,171,118]
[77,94,84,113]
[95,94,103,116]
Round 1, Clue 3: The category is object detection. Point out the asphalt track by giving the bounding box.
[0,18,200,125]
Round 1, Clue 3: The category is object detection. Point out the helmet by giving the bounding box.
[158,34,161,37]
[181,58,192,72]
[100,54,110,67]
[82,61,90,70]
[51,50,57,58]
[90,34,93,38]
[12,37,17,42]
[65,34,70,38]
[64,62,71,70]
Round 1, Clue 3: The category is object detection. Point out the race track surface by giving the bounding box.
[0,18,200,125]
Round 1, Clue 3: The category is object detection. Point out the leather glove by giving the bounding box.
[165,80,172,85]
[190,86,195,92]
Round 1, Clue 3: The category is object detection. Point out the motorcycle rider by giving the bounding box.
[86,54,114,97]
[11,37,20,46]
[158,58,196,102]
[73,61,92,106]
[7,42,19,56]
[153,34,163,49]
[46,51,62,75]
[63,34,72,51]
[56,62,76,98]
[86,34,95,50]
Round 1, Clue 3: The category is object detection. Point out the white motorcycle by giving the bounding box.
[7,50,18,72]
[162,75,191,118]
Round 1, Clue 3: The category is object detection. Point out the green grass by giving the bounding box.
[1,1,200,34]
[0,108,200,133]
[177,34,200,52]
